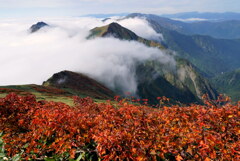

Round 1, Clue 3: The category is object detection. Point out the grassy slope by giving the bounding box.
[0,85,107,106]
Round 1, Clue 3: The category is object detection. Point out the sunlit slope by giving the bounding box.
[0,71,115,105]
[43,70,115,100]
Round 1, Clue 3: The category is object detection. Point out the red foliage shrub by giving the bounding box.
[0,93,239,160]
[0,88,32,96]
[31,85,69,96]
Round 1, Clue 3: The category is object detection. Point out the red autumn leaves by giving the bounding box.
[0,93,239,160]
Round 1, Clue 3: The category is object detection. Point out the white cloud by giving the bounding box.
[0,17,175,95]
[118,18,164,41]
[172,18,208,22]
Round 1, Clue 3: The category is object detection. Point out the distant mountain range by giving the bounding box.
[161,12,240,21]
[127,13,240,39]
[82,12,240,21]
[127,13,240,74]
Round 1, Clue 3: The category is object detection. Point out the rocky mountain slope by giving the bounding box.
[88,22,218,104]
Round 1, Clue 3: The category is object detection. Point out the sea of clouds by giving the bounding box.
[0,17,175,95]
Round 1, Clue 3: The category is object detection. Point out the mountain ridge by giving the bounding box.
[88,22,165,49]
[129,13,240,77]
[88,22,218,104]
[161,12,240,21]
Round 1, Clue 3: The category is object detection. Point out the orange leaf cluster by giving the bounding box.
[0,93,239,160]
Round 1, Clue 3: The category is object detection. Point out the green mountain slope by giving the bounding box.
[124,13,240,100]
[0,84,75,105]
[160,28,240,77]
[211,69,240,102]
[136,59,218,104]
[132,14,240,77]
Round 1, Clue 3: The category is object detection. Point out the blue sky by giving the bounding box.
[0,0,240,17]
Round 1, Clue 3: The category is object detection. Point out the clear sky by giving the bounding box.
[0,0,240,18]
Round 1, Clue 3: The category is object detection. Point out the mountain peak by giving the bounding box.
[88,22,139,40]
[30,21,49,33]
[88,22,164,49]
[108,22,121,28]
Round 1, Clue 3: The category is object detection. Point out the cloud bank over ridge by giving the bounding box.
[0,17,175,94]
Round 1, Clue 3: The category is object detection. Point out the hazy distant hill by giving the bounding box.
[83,13,128,18]
[161,12,240,21]
[127,13,240,39]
